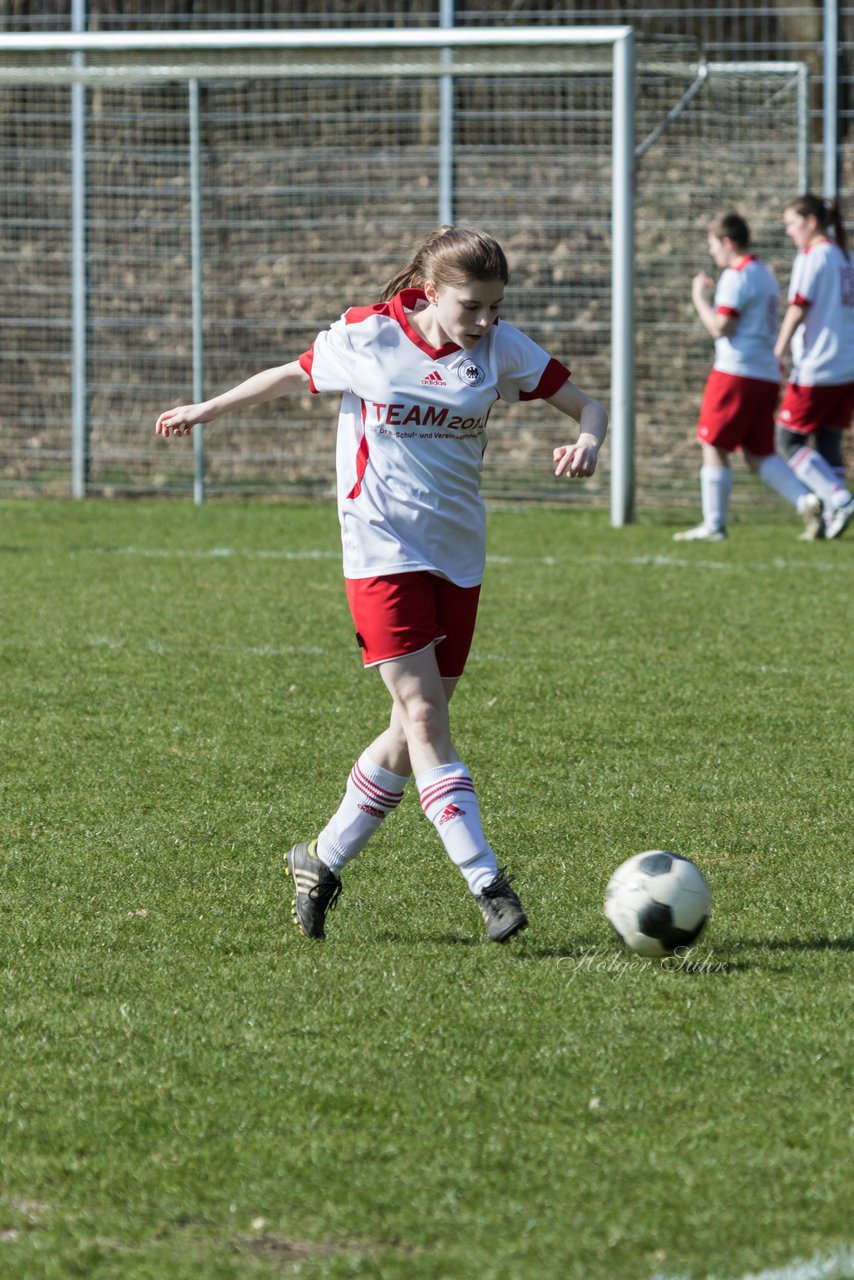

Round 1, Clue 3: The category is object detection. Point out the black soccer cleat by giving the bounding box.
[285,840,342,940]
[476,867,528,942]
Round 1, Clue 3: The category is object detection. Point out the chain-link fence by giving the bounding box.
[1,3,852,509]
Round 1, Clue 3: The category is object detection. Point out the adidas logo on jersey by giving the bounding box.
[421,370,446,387]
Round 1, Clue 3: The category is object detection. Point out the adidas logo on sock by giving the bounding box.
[358,802,386,819]
[421,370,446,386]
[438,802,466,825]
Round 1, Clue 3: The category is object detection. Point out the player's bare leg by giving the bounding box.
[379,649,527,941]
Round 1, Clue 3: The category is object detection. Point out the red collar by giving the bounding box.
[391,289,461,359]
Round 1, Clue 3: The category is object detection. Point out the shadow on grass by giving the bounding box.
[512,937,603,961]
[681,936,854,976]
[363,934,853,971]
[367,931,598,953]
[516,934,854,972]
[368,930,481,946]
[731,936,854,954]
[512,940,754,973]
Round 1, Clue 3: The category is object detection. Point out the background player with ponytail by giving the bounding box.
[775,194,854,539]
[155,226,607,943]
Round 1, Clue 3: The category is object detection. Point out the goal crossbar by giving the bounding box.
[0,27,633,85]
[0,26,634,55]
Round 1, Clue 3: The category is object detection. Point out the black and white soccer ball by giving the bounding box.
[604,851,711,958]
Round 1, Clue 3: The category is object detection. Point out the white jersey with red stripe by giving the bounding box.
[299,288,569,587]
[788,239,854,385]
[712,256,779,382]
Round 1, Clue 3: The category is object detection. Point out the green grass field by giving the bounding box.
[1,498,852,1280]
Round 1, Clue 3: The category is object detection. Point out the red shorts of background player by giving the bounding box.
[696,369,780,455]
[778,381,854,434]
[345,571,481,678]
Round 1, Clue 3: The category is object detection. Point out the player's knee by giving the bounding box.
[776,425,805,460]
[401,694,450,752]
[816,426,844,469]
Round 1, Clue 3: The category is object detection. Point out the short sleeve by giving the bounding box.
[715,267,744,317]
[494,323,570,402]
[298,317,355,394]
[788,252,815,307]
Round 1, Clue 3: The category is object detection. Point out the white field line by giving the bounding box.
[619,553,851,573]
[85,546,854,574]
[653,1244,854,1280]
[87,636,330,658]
[108,546,341,561]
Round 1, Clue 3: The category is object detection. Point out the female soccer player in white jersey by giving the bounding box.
[774,194,854,539]
[155,226,607,943]
[674,211,822,542]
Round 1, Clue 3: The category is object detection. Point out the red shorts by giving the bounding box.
[696,370,779,455]
[345,571,481,677]
[778,381,854,434]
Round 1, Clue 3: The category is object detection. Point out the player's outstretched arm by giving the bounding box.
[155,359,310,437]
[547,381,608,478]
[774,302,806,369]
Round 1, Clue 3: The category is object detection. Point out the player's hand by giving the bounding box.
[155,403,212,438]
[691,271,714,302]
[553,440,599,479]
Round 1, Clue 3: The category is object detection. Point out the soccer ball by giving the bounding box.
[604,851,711,958]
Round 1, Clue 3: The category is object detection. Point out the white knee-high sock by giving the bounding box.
[700,465,732,532]
[417,762,498,896]
[317,752,408,875]
[757,454,811,510]
[790,446,851,510]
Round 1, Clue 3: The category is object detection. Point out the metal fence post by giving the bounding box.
[70,0,88,498]
[610,27,636,527]
[189,78,205,505]
[438,0,454,225]
[823,0,839,196]
[797,62,811,193]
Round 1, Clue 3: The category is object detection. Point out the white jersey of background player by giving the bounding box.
[156,225,608,944]
[711,254,779,382]
[786,237,854,384]
[775,193,854,540]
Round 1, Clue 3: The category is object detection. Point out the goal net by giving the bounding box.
[0,30,808,514]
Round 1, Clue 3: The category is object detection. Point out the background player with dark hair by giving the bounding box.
[675,211,821,541]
